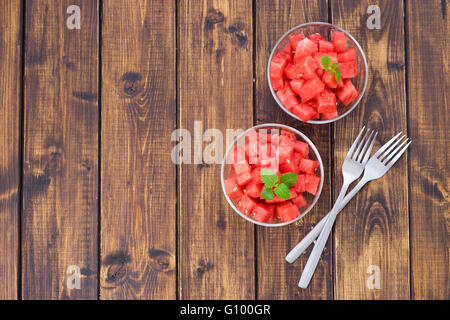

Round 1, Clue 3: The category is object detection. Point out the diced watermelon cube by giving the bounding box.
[236,171,252,186]
[294,38,318,62]
[292,104,318,122]
[236,194,257,215]
[322,69,338,89]
[338,60,357,78]
[316,68,324,77]
[298,76,325,102]
[265,194,286,204]
[292,194,307,208]
[336,79,358,106]
[294,141,309,157]
[265,204,276,223]
[290,33,305,50]
[332,31,347,52]
[227,145,246,164]
[280,129,296,140]
[243,181,263,199]
[251,205,274,223]
[224,176,244,200]
[277,144,294,164]
[305,174,320,195]
[299,158,319,174]
[281,43,292,56]
[294,174,306,193]
[295,55,318,80]
[321,110,339,120]
[279,134,295,147]
[318,40,334,52]
[284,63,302,80]
[270,76,284,90]
[303,96,318,110]
[308,33,325,43]
[270,52,291,78]
[280,155,298,173]
[276,86,300,110]
[288,188,298,199]
[250,168,263,184]
[289,78,305,96]
[293,152,302,166]
[317,89,337,114]
[338,48,356,62]
[233,162,251,175]
[260,157,280,173]
[276,203,300,222]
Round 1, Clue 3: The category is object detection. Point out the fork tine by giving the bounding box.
[373,131,403,158]
[346,126,366,158]
[357,130,377,163]
[352,128,370,160]
[385,140,411,167]
[383,138,410,164]
[380,134,407,161]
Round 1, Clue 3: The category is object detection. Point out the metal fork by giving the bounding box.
[298,132,411,288]
[286,127,376,263]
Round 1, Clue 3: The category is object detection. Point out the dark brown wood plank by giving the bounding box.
[407,0,449,300]
[22,0,99,299]
[331,0,409,299]
[100,0,176,299]
[255,0,333,299]
[178,0,255,299]
[0,0,22,300]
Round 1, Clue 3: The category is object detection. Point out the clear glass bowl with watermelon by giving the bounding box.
[221,124,324,227]
[268,22,368,123]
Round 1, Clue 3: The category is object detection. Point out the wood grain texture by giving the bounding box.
[0,0,22,300]
[178,0,255,299]
[100,0,176,299]
[331,0,410,299]
[407,0,449,300]
[255,0,333,299]
[22,0,98,299]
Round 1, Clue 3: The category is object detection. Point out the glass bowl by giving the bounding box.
[221,123,324,227]
[267,22,368,124]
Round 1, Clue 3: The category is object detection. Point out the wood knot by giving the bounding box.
[149,248,175,272]
[120,72,142,97]
[106,264,128,283]
[72,91,97,102]
[103,251,131,284]
[227,23,248,47]
[216,213,226,230]
[196,259,213,279]
[204,8,225,30]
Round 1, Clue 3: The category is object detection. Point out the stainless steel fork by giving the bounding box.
[286,127,376,263]
[298,132,411,288]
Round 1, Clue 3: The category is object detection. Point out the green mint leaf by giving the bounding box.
[260,169,278,188]
[334,68,341,83]
[280,172,298,188]
[273,183,290,199]
[330,62,338,70]
[320,56,332,70]
[261,186,275,200]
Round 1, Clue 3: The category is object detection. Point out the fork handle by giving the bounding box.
[298,184,349,288]
[286,177,370,264]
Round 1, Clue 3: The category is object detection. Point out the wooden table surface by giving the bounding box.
[0,0,448,300]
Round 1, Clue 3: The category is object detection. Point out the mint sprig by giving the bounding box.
[321,56,341,83]
[260,170,298,200]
